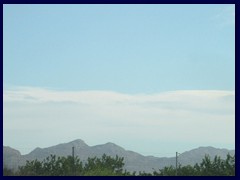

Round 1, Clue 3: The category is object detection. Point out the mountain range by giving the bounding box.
[3,139,235,173]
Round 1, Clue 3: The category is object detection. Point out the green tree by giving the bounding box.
[152,154,235,176]
[197,154,235,176]
[83,154,125,176]
[3,167,15,176]
[18,155,83,176]
[17,154,125,176]
[16,153,235,176]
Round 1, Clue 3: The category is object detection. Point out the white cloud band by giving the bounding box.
[3,87,235,155]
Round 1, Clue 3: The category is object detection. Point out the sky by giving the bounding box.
[3,4,235,157]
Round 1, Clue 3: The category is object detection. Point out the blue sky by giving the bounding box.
[3,4,235,156]
[4,4,234,93]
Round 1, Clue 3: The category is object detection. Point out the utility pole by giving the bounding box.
[176,152,178,176]
[72,146,75,159]
[72,146,75,175]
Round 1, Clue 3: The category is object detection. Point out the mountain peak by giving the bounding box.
[70,139,86,144]
[103,142,124,149]
[198,146,215,149]
[67,139,89,148]
[3,146,21,156]
[105,142,118,146]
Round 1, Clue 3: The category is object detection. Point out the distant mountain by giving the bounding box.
[3,146,25,170]
[177,146,235,166]
[3,139,235,173]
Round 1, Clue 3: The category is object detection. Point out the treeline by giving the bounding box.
[3,154,235,176]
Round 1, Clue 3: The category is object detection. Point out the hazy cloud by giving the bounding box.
[3,87,235,156]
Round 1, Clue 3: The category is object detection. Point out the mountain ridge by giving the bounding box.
[3,139,235,173]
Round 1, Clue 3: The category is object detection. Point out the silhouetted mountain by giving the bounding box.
[3,139,235,173]
[177,146,235,166]
[3,146,25,170]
